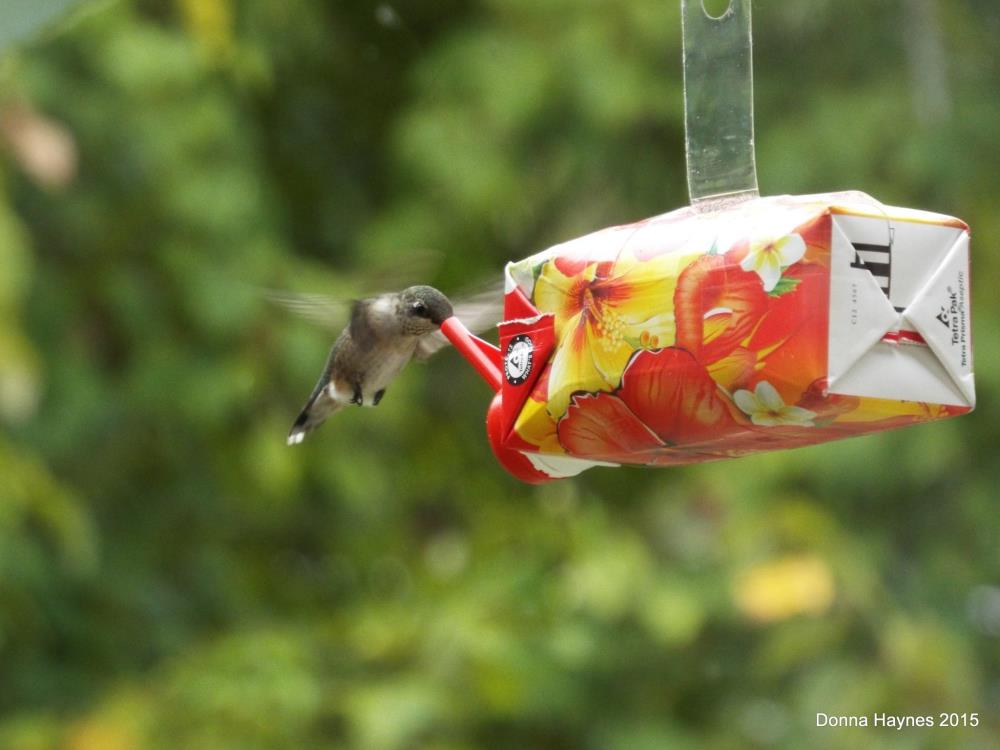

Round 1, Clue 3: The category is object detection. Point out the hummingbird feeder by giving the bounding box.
[441,0,974,483]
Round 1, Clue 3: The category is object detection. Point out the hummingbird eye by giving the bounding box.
[411,300,430,318]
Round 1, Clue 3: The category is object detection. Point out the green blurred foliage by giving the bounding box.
[0,0,998,748]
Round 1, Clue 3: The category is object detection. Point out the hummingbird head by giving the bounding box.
[401,285,454,332]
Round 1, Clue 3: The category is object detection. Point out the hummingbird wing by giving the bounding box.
[348,298,378,349]
[266,290,398,333]
[349,293,407,342]
[263,248,444,327]
[269,281,504,359]
[414,283,505,360]
[265,290,348,329]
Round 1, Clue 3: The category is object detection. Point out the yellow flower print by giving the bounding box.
[514,399,565,455]
[533,252,698,418]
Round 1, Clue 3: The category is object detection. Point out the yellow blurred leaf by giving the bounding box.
[64,716,138,750]
[176,0,234,64]
[733,554,835,623]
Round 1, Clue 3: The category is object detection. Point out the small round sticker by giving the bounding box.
[504,334,534,386]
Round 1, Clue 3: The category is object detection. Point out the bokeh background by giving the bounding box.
[1,1,998,748]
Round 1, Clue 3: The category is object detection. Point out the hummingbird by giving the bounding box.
[285,285,458,445]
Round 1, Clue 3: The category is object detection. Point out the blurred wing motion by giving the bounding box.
[265,290,347,329]
[269,281,505,359]
[262,247,446,328]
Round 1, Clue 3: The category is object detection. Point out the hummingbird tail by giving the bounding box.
[287,392,343,445]
[287,411,313,445]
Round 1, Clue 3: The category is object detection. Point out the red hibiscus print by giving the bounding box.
[557,392,666,461]
[558,348,747,463]
[618,346,742,444]
[744,261,828,404]
[674,253,770,365]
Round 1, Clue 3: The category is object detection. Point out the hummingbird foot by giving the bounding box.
[373,389,385,406]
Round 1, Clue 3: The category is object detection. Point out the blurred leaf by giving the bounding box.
[732,554,835,624]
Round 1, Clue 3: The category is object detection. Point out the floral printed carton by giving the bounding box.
[476,191,974,481]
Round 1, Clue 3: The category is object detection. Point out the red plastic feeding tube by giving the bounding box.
[440,317,503,393]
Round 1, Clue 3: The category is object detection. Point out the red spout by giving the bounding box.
[440,316,503,392]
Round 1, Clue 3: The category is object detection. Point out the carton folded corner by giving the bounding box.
[828,208,973,410]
